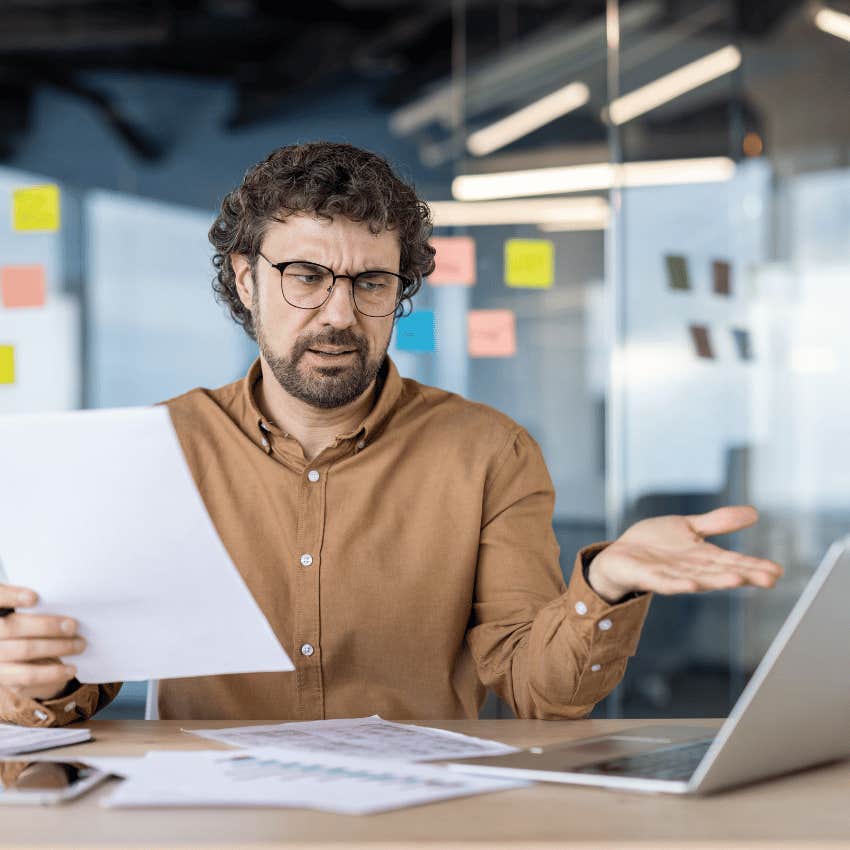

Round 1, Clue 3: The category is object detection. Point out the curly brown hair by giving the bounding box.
[209,141,436,339]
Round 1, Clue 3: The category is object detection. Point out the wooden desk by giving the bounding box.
[2,718,848,849]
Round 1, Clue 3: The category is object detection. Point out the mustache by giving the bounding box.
[301,336,364,352]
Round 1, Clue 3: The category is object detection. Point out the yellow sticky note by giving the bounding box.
[0,345,15,384]
[12,185,61,232]
[505,239,554,288]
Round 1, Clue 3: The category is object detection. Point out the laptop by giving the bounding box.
[449,536,850,795]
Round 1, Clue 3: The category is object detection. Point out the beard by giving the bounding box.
[253,297,390,410]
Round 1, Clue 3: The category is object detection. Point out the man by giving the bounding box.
[0,142,782,726]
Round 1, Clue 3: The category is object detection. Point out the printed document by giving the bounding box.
[100,748,529,813]
[0,723,91,755]
[186,715,518,761]
[0,407,294,682]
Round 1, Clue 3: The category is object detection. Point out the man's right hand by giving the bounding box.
[0,584,85,701]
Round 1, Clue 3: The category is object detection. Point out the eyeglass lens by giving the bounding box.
[280,262,401,316]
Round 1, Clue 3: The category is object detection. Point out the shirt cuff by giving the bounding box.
[566,542,653,661]
[563,543,653,705]
[0,681,103,727]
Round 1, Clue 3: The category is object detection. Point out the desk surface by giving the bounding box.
[2,718,848,850]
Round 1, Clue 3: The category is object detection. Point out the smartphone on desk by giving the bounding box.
[0,760,108,805]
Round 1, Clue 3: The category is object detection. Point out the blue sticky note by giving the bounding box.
[395,311,435,352]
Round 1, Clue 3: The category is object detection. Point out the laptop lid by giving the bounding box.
[690,536,850,793]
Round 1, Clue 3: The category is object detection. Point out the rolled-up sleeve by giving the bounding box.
[0,682,122,727]
[466,427,652,719]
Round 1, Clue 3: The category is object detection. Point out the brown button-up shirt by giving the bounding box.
[1,356,651,727]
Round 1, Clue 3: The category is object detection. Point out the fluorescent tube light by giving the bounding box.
[620,157,736,187]
[466,82,591,156]
[814,6,850,42]
[607,44,742,125]
[452,157,735,201]
[454,163,616,200]
[537,220,609,232]
[428,197,610,228]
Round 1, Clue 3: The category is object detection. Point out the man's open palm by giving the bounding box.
[587,506,784,603]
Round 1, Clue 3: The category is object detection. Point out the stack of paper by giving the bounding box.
[88,748,528,814]
[0,723,91,755]
[186,715,519,762]
[83,718,528,813]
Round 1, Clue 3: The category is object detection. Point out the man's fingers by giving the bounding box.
[0,638,86,663]
[641,563,774,595]
[0,585,38,609]
[0,662,77,689]
[0,613,78,640]
[649,570,701,595]
[680,554,783,581]
[720,552,784,576]
[686,505,759,538]
[651,548,783,583]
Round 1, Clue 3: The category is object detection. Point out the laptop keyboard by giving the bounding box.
[572,739,714,781]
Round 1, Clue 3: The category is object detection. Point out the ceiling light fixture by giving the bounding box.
[606,44,742,125]
[451,157,735,201]
[814,5,850,42]
[428,197,610,229]
[536,220,608,232]
[466,82,591,157]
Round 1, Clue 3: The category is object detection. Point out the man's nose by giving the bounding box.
[320,277,358,326]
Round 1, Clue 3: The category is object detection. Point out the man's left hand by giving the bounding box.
[587,505,784,604]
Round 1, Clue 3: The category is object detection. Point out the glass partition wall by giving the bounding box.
[446,0,850,717]
[611,0,850,717]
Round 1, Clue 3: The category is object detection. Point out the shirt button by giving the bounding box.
[575,601,588,615]
[300,553,313,567]
[33,709,48,721]
[300,643,315,657]
[307,470,320,482]
[591,664,602,672]
[598,618,613,631]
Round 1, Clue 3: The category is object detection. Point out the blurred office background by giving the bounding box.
[0,0,847,720]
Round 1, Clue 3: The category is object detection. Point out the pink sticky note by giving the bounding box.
[429,237,476,286]
[1,265,46,308]
[468,309,517,357]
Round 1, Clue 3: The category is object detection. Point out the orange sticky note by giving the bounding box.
[0,345,14,384]
[468,310,517,358]
[12,184,61,232]
[429,237,476,286]
[1,265,46,308]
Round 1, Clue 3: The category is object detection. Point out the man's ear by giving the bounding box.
[231,254,254,311]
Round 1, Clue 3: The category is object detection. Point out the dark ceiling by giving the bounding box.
[0,0,806,163]
[0,0,596,158]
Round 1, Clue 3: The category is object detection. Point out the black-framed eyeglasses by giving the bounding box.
[257,253,408,318]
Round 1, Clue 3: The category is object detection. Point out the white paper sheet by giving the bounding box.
[0,407,294,682]
[101,748,529,813]
[186,715,519,761]
[73,756,146,777]
[0,723,90,755]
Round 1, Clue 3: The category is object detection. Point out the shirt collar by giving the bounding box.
[241,354,403,446]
